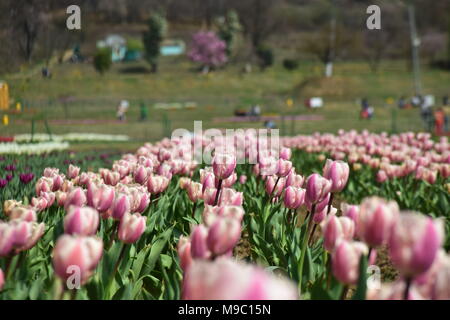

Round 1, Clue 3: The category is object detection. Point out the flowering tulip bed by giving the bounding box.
[0,130,448,300]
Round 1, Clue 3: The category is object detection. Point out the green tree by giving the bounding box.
[216,10,242,57]
[142,13,167,73]
[93,47,112,75]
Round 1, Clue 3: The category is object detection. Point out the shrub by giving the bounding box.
[256,45,274,71]
[93,48,112,75]
[188,31,227,72]
[283,59,299,71]
[142,13,167,73]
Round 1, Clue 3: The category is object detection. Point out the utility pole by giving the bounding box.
[407,3,422,96]
[325,0,337,77]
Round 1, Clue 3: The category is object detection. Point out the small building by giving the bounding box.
[160,40,185,56]
[97,35,127,62]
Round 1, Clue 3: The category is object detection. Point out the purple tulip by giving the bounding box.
[0,179,7,188]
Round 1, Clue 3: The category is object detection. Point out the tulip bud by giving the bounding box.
[239,175,247,184]
[67,164,80,179]
[323,159,350,193]
[212,153,237,180]
[283,186,306,209]
[376,170,388,183]
[11,220,45,253]
[129,189,150,214]
[332,240,368,285]
[0,222,16,257]
[305,173,331,204]
[187,181,203,203]
[207,217,241,256]
[341,203,360,224]
[285,171,304,188]
[202,187,218,206]
[277,159,293,177]
[64,187,87,210]
[323,215,355,252]
[177,236,193,271]
[265,176,286,198]
[52,235,103,284]
[218,188,243,206]
[55,191,68,207]
[389,212,444,278]
[87,183,115,213]
[111,193,131,220]
[147,174,170,195]
[133,165,151,185]
[9,206,37,222]
[182,257,298,300]
[190,225,210,259]
[118,212,147,243]
[357,197,399,247]
[64,206,99,236]
[3,200,22,216]
[280,147,292,160]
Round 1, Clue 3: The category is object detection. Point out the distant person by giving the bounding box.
[41,67,51,78]
[398,96,407,109]
[139,102,148,121]
[434,107,446,135]
[250,104,261,119]
[360,98,373,119]
[264,120,276,129]
[116,100,129,121]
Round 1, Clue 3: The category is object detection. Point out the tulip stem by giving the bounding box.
[106,243,128,299]
[269,176,281,200]
[192,202,197,218]
[297,204,315,293]
[341,285,349,300]
[403,277,412,300]
[107,220,120,250]
[214,179,223,206]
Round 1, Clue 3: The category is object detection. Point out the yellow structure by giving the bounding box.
[0,82,10,110]
[16,102,21,112]
[286,98,294,108]
[3,114,9,126]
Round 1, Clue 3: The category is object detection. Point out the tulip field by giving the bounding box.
[0,130,449,300]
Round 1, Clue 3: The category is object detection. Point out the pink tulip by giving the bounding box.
[285,171,304,188]
[341,203,360,224]
[202,187,218,206]
[118,212,147,243]
[64,187,87,210]
[265,176,286,198]
[190,225,211,259]
[207,217,241,256]
[11,220,45,253]
[64,206,99,236]
[52,175,64,191]
[129,189,150,213]
[239,175,247,184]
[332,240,368,285]
[182,258,298,300]
[53,235,103,284]
[187,181,203,202]
[220,172,237,188]
[111,193,131,220]
[133,165,150,185]
[280,147,292,160]
[322,215,355,252]
[277,159,293,177]
[357,197,399,247]
[389,212,444,278]
[87,183,115,213]
[9,206,37,222]
[177,236,193,272]
[103,170,121,186]
[147,175,170,194]
[0,268,4,291]
[367,280,424,300]
[283,186,306,209]
[35,177,52,196]
[305,173,331,204]
[67,164,80,179]
[218,188,243,206]
[376,170,388,183]
[55,191,68,207]
[323,159,350,192]
[212,153,236,180]
[0,222,16,257]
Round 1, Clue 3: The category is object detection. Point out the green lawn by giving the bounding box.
[1,57,448,151]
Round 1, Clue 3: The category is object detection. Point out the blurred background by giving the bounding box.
[0,0,449,152]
